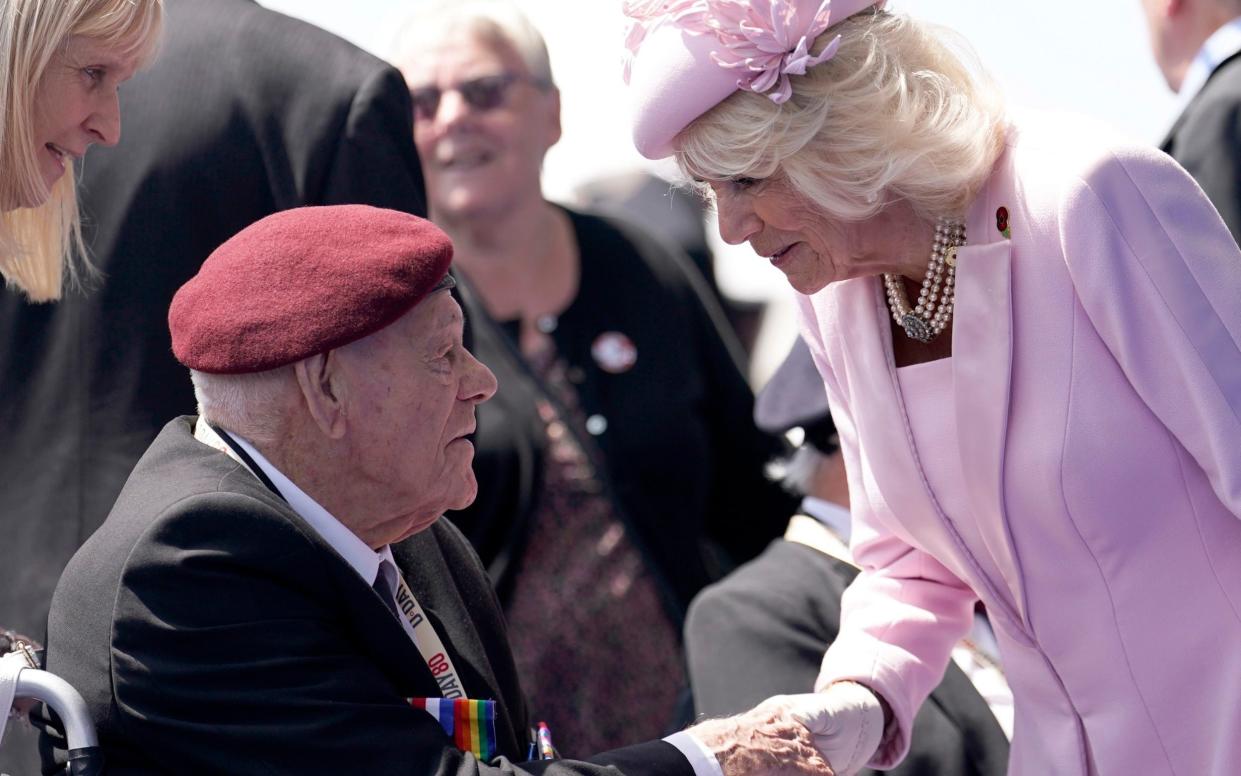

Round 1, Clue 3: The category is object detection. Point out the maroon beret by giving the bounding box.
[170,205,453,374]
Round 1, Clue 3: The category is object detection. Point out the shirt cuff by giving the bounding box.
[663,731,724,776]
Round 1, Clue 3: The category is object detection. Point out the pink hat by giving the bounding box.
[624,0,882,159]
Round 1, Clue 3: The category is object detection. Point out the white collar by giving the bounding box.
[799,496,851,545]
[195,421,390,587]
[1176,16,1241,112]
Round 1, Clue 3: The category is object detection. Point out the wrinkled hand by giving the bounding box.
[784,683,884,776]
[686,695,837,776]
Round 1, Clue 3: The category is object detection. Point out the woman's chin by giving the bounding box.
[782,270,830,296]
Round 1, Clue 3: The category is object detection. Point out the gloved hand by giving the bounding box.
[686,694,835,776]
[784,682,884,776]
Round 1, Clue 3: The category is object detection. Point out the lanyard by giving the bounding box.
[384,565,466,700]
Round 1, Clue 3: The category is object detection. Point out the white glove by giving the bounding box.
[786,682,884,776]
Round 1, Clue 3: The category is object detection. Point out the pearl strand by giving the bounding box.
[883,218,966,343]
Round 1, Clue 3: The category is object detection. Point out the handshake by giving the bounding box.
[687,682,885,776]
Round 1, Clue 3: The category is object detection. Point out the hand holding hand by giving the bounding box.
[687,695,837,776]
[785,682,884,776]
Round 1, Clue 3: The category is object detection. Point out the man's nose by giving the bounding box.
[715,192,762,245]
[461,349,498,403]
[435,89,473,127]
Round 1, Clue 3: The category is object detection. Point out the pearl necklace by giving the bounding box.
[883,219,966,343]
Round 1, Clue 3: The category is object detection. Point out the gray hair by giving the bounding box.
[390,0,554,87]
[189,366,295,447]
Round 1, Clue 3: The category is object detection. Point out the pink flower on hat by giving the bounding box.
[622,0,700,83]
[623,0,870,103]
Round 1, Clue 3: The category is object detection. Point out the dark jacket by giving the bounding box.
[1161,51,1241,244]
[0,0,426,640]
[452,209,798,621]
[42,418,693,776]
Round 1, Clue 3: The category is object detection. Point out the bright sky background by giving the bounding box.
[259,0,1181,380]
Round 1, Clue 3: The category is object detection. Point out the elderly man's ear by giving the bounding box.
[294,351,349,439]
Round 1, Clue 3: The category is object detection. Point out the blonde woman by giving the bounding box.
[625,1,1241,774]
[0,0,162,301]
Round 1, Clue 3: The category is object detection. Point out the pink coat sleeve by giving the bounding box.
[1059,144,1241,520]
[796,299,976,769]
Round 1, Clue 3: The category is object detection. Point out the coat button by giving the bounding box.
[585,414,608,435]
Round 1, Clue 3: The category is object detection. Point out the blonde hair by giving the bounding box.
[391,0,554,87]
[0,0,163,302]
[677,9,1007,224]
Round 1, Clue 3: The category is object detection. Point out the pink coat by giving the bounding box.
[803,116,1241,775]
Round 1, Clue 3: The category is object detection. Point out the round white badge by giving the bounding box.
[590,331,638,374]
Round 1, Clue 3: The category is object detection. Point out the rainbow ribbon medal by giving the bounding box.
[409,697,498,762]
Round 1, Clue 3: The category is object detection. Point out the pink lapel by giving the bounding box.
[824,277,930,556]
[951,237,1026,626]
[823,190,1028,633]
[952,171,1029,628]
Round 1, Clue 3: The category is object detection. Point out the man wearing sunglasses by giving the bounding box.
[409,72,551,122]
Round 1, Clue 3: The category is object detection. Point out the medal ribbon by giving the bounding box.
[408,697,498,761]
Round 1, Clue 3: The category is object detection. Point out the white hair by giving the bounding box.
[390,0,554,86]
[190,366,295,447]
[677,9,1007,224]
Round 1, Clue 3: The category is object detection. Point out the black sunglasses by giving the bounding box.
[409,73,546,121]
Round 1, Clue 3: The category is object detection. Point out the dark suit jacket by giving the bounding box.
[42,417,692,775]
[0,0,426,639]
[1161,51,1241,244]
[684,536,1010,776]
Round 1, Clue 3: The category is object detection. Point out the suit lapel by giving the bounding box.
[950,235,1026,625]
[324,542,441,692]
[393,531,500,703]
[827,186,1028,628]
[830,278,939,552]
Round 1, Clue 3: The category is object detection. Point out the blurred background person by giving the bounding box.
[390,0,797,755]
[571,171,766,357]
[0,0,162,301]
[626,0,1241,772]
[1144,0,1241,243]
[685,336,1010,776]
[0,5,425,764]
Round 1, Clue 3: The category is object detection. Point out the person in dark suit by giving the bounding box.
[1144,0,1241,241]
[40,205,841,776]
[0,0,426,646]
[684,337,1011,776]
